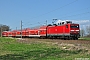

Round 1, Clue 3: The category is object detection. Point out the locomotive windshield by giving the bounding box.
[70,25,79,28]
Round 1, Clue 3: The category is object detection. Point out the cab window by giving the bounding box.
[70,25,79,28]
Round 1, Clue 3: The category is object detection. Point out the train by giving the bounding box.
[2,20,80,40]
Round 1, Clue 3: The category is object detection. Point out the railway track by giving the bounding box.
[17,38,90,44]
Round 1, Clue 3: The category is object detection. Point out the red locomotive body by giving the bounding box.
[2,20,80,40]
[47,23,80,39]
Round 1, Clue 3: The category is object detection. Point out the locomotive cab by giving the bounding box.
[70,24,80,39]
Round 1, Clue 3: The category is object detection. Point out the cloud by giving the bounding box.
[71,20,90,25]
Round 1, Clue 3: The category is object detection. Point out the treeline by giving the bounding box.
[0,24,10,36]
[80,26,90,37]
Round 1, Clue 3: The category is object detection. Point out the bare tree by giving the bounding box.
[86,26,90,37]
[0,24,10,37]
[80,28,85,37]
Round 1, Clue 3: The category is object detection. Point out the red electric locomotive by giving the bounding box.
[46,23,80,39]
[37,20,80,40]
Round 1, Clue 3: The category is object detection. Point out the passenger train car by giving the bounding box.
[2,20,80,40]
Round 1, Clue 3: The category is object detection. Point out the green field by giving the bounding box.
[0,37,90,60]
[79,37,90,40]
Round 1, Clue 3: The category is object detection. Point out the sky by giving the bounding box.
[0,0,90,30]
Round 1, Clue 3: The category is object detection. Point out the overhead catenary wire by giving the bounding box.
[24,0,78,26]
[32,0,78,18]
[67,14,90,20]
[23,0,90,29]
[58,7,90,18]
[24,11,90,27]
[31,0,78,19]
[60,12,90,19]
[22,7,90,27]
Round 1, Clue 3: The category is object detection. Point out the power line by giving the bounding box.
[24,11,90,27]
[26,0,78,19]
[70,15,90,20]
[23,11,90,28]
[34,0,78,18]
[22,0,90,27]
[60,12,90,19]
[58,7,90,17]
[24,0,78,25]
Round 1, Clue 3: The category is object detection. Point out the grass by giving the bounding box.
[79,37,90,40]
[0,37,90,60]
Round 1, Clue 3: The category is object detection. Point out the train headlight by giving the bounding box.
[75,30,79,31]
